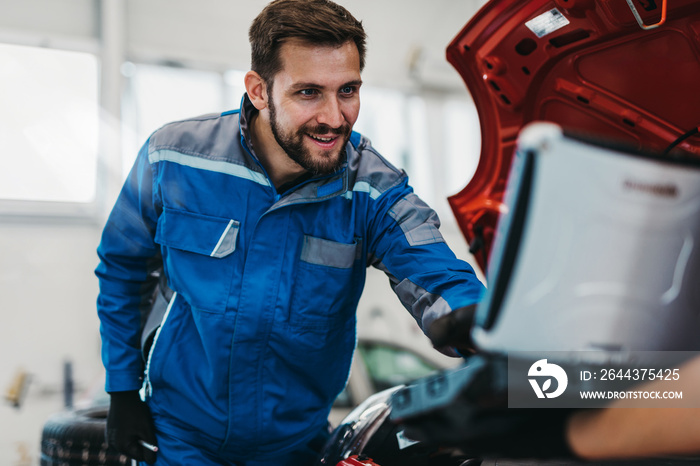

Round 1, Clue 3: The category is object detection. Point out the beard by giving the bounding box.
[268,94,350,176]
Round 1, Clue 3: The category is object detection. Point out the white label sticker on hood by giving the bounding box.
[526,8,570,38]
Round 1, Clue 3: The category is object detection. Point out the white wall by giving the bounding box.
[0,0,485,90]
[0,219,105,465]
[122,0,484,91]
[0,1,486,463]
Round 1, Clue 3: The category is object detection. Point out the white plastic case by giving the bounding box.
[473,122,700,355]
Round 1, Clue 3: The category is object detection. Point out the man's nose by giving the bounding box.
[317,97,344,128]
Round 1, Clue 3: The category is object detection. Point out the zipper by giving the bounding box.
[139,292,178,401]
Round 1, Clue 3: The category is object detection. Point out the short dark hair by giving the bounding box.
[249,0,367,84]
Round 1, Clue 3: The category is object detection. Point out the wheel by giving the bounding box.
[40,404,130,465]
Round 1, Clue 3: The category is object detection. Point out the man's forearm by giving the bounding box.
[566,356,700,459]
[567,406,700,459]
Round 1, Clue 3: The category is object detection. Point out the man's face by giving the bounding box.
[266,39,362,176]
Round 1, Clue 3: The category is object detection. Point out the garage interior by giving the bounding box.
[4,0,700,464]
[0,1,487,464]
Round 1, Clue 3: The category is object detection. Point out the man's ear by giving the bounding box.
[245,71,268,111]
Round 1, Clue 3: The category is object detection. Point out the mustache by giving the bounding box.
[305,123,350,136]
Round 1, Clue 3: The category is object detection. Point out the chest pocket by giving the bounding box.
[291,235,361,328]
[155,207,240,313]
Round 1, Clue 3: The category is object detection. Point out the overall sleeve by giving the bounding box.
[366,177,486,333]
[95,140,161,392]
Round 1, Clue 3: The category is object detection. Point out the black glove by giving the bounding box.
[106,390,158,464]
[428,304,478,355]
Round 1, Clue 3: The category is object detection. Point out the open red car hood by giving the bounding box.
[447,0,700,271]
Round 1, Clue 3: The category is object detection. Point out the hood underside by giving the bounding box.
[447,0,700,271]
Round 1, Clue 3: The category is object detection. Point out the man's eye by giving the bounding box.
[300,89,317,96]
[340,86,356,95]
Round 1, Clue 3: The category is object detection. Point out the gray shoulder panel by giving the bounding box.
[345,134,406,199]
[148,112,255,167]
[387,193,445,246]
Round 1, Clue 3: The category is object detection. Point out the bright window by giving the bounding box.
[443,97,481,196]
[354,87,436,206]
[354,87,411,169]
[0,43,98,203]
[121,63,235,178]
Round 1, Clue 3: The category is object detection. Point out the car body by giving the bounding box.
[447,0,700,273]
[318,0,700,464]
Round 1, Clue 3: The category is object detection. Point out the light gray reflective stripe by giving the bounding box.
[211,219,239,258]
[149,149,270,187]
[419,296,453,332]
[353,181,382,199]
[301,235,357,269]
[394,278,452,331]
[388,194,445,246]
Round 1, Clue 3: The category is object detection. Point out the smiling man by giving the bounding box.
[95,0,485,464]
[246,37,362,185]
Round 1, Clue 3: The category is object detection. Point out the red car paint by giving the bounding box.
[336,454,381,466]
[446,0,700,270]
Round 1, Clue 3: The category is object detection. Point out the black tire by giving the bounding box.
[40,404,130,465]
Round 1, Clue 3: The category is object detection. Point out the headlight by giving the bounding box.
[316,386,402,465]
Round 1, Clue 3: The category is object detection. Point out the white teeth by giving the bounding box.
[310,135,332,142]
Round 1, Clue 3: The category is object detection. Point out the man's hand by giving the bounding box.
[107,390,158,464]
[428,304,478,355]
